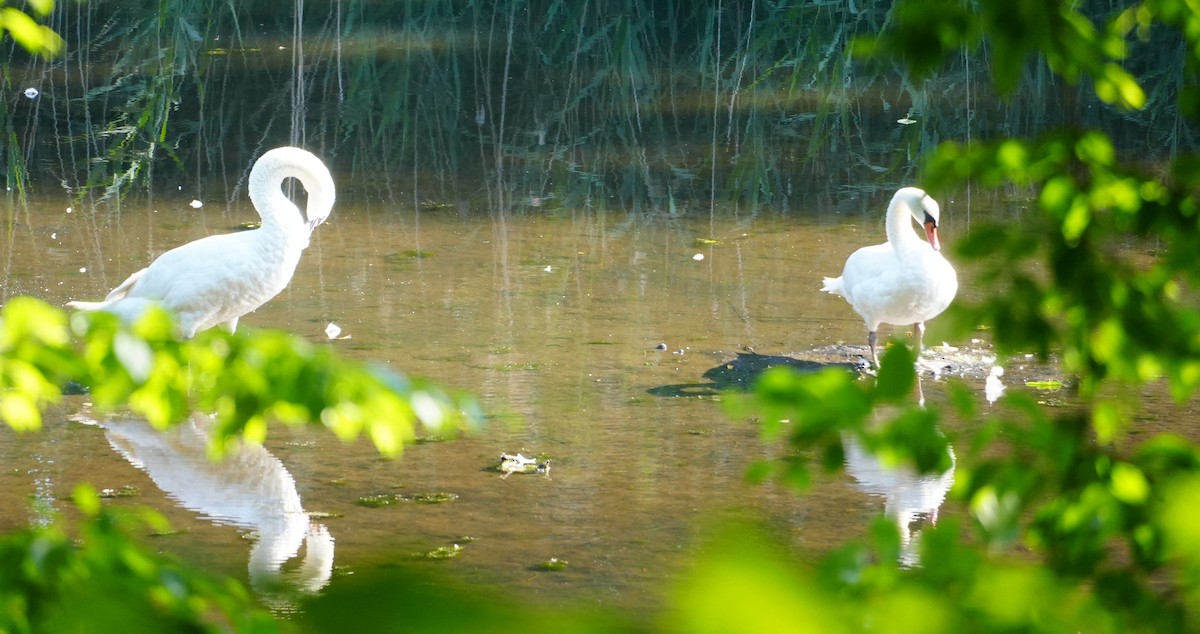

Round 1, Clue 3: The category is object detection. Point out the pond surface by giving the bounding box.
[0,190,1058,617]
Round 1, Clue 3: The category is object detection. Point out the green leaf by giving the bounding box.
[0,7,63,57]
[1091,400,1126,445]
[26,0,55,17]
[875,343,916,402]
[1108,462,1149,505]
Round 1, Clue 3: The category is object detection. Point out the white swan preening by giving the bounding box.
[821,187,958,368]
[68,146,335,338]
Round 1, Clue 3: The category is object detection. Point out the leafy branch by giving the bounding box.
[0,296,481,457]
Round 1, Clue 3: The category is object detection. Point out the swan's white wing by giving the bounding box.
[125,230,303,335]
[837,243,957,328]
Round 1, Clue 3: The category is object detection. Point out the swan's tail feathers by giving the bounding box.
[104,268,147,301]
[821,276,845,296]
[66,300,110,311]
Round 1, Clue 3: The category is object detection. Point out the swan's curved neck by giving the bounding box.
[885,195,925,252]
[247,148,336,238]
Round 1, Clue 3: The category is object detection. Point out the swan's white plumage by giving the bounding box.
[821,187,958,367]
[67,146,335,337]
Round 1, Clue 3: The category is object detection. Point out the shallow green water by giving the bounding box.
[0,191,1036,615]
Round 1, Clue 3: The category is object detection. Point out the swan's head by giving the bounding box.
[250,146,336,236]
[899,187,942,251]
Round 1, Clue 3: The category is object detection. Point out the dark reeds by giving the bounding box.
[0,0,1190,214]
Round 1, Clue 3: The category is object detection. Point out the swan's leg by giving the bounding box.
[913,322,926,357]
[868,330,879,368]
[222,317,240,334]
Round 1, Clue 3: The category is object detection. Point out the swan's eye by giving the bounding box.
[923,211,938,227]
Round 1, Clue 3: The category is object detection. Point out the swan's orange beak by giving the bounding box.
[924,221,941,251]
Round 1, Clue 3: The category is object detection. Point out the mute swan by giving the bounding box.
[68,146,335,338]
[821,187,958,368]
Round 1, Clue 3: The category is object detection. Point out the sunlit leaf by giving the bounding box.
[670,530,849,634]
[1040,176,1076,216]
[1109,462,1149,505]
[1075,131,1115,166]
[1091,400,1125,444]
[0,7,63,57]
[1061,199,1091,243]
[0,392,42,431]
[26,0,55,17]
[875,343,916,401]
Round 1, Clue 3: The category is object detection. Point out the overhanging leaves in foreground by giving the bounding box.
[0,296,482,456]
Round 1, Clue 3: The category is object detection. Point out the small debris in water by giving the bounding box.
[98,486,139,498]
[533,557,569,571]
[898,117,916,125]
[401,492,459,503]
[419,199,455,211]
[79,267,87,273]
[498,452,551,479]
[655,342,668,351]
[355,491,459,507]
[189,199,203,209]
[692,253,704,261]
[1025,379,1063,391]
[421,544,464,560]
[544,265,552,272]
[355,494,399,508]
[307,511,341,520]
[321,324,350,338]
[23,87,38,99]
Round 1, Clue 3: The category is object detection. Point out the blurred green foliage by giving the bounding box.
[0,297,482,631]
[0,485,280,633]
[719,0,1200,631]
[0,297,480,457]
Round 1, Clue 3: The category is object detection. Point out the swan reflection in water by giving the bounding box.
[75,412,334,607]
[842,431,955,567]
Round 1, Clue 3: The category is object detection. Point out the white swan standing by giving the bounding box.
[68,146,335,338]
[821,187,958,368]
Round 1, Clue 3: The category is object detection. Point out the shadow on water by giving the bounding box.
[647,350,861,397]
